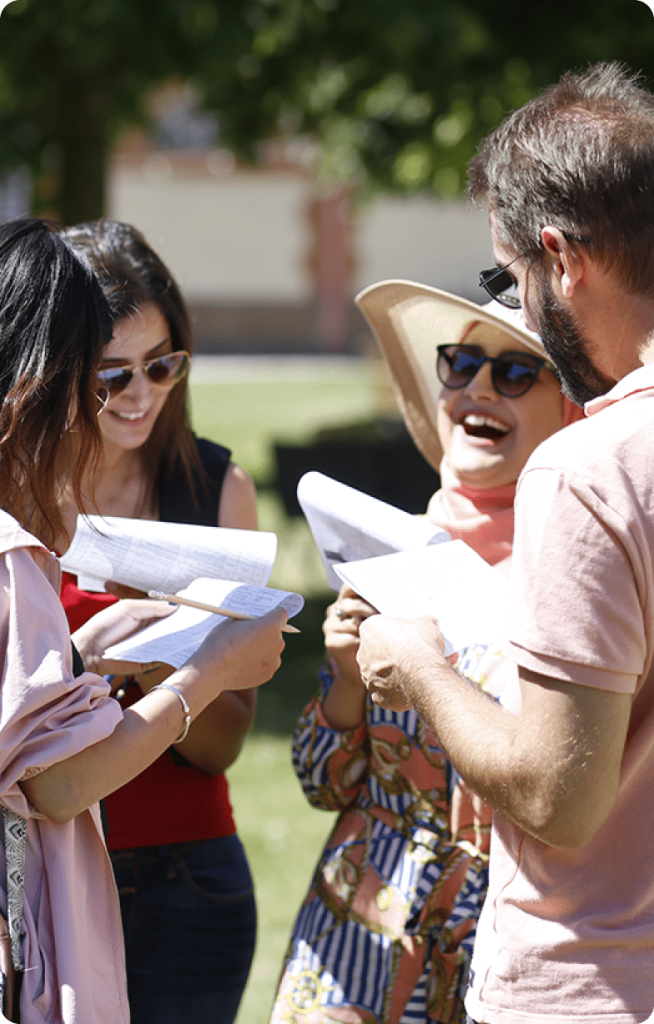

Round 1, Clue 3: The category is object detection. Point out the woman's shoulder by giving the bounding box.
[158,436,231,526]
[0,510,47,556]
[219,463,257,530]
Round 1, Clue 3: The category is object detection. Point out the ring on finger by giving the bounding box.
[334,606,348,620]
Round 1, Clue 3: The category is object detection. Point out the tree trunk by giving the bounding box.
[56,72,111,226]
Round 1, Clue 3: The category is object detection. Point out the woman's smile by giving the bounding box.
[109,407,150,422]
[99,303,174,453]
[458,410,511,442]
[436,321,564,488]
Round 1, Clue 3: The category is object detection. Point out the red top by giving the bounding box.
[61,571,235,849]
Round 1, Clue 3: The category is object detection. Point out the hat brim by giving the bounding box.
[355,279,547,473]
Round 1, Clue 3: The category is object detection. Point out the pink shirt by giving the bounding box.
[0,512,128,1024]
[466,365,654,1024]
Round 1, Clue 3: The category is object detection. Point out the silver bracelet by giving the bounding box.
[151,683,192,743]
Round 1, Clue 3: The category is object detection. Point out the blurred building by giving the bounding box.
[108,111,491,355]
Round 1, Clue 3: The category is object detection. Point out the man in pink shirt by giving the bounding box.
[356,62,654,1024]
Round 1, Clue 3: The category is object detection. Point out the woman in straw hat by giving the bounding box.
[271,281,582,1024]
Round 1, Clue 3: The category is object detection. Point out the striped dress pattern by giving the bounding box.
[271,645,499,1024]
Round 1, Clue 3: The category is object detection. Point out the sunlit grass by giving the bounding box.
[228,737,336,1024]
[190,357,381,484]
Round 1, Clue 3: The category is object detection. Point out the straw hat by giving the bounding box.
[354,279,549,473]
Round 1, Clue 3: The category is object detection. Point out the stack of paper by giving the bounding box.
[297,472,509,654]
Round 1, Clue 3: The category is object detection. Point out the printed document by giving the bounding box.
[60,515,278,593]
[297,471,450,589]
[334,542,509,655]
[104,576,303,669]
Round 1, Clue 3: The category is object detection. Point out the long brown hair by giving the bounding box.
[62,219,210,509]
[0,218,112,547]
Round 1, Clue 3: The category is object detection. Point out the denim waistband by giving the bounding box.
[109,838,209,871]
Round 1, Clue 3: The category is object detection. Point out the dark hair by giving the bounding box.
[468,62,654,297]
[0,217,113,547]
[62,219,208,509]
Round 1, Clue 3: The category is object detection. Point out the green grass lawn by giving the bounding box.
[228,731,336,1023]
[190,358,382,486]
[188,358,378,1023]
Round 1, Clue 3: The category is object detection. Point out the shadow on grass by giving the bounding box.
[253,593,331,735]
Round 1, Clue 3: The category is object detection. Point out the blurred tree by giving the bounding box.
[0,0,653,223]
[207,0,654,200]
[0,0,257,222]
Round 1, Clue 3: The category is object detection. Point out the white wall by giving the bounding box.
[0,168,30,222]
[109,165,313,302]
[354,196,491,299]
[109,160,492,307]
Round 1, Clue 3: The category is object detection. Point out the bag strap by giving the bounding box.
[3,808,25,972]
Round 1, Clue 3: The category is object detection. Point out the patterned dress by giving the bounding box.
[271,645,503,1024]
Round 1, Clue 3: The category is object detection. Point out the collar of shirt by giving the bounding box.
[585,363,654,417]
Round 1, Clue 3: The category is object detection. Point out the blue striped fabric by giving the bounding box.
[272,653,498,1023]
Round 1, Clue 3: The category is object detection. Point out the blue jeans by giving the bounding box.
[111,834,257,1024]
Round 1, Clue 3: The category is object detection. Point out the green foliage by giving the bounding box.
[0,0,259,219]
[203,0,654,199]
[0,0,653,219]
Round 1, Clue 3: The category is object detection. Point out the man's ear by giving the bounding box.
[541,226,585,299]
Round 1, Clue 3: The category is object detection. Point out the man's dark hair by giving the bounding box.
[468,62,654,297]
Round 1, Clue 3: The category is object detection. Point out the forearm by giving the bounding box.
[127,662,256,775]
[358,616,631,849]
[404,662,627,846]
[321,662,367,731]
[21,663,208,822]
[398,659,528,826]
[320,586,376,731]
[22,608,286,821]
[173,689,256,775]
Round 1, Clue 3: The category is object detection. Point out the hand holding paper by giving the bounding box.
[104,577,304,669]
[72,597,178,677]
[298,472,509,653]
[357,612,449,714]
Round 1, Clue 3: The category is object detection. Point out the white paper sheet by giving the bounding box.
[297,471,450,589]
[60,515,277,593]
[104,577,304,669]
[334,540,509,655]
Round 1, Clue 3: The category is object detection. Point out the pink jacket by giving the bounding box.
[0,512,128,1024]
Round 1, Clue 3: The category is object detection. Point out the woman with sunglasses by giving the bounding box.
[0,217,286,1024]
[56,219,261,1024]
[271,282,582,1024]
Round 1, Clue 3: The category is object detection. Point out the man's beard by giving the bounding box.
[537,278,614,406]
